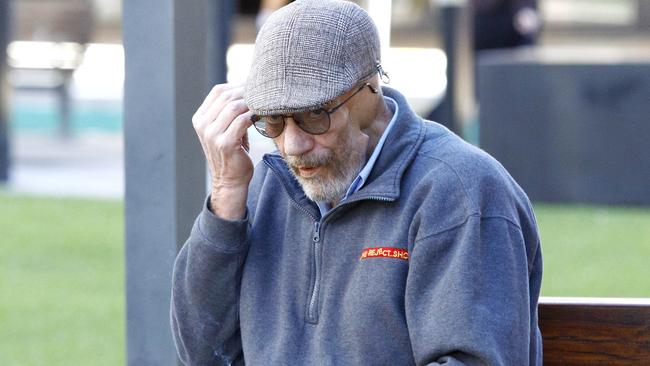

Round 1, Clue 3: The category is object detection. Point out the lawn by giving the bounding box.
[0,193,124,366]
[0,193,649,365]
[535,204,650,297]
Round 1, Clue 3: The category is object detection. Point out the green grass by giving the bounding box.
[0,193,124,366]
[535,204,650,298]
[0,193,649,365]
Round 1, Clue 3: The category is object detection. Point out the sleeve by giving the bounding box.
[405,214,541,366]
[170,197,250,366]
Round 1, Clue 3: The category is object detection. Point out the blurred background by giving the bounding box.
[1,0,649,365]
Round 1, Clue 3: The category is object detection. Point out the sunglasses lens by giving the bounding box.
[252,110,330,138]
[254,115,284,138]
[294,109,330,135]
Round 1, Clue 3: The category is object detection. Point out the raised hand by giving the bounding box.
[192,84,254,220]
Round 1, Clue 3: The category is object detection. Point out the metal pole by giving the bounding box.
[207,0,234,86]
[0,0,10,182]
[57,70,73,138]
[432,0,473,136]
[440,3,458,133]
[639,0,650,31]
[123,0,210,364]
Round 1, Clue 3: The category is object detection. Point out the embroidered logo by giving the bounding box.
[360,247,409,261]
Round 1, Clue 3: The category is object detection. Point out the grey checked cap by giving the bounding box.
[244,0,381,115]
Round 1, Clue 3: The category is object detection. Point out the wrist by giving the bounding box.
[210,185,248,221]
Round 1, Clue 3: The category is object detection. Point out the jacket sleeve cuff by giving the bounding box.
[195,195,249,252]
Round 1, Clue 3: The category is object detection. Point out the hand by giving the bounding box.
[192,84,253,220]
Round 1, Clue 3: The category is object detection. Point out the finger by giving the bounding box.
[195,84,239,117]
[242,130,250,153]
[208,99,249,137]
[222,110,255,148]
[199,86,245,127]
[196,84,227,117]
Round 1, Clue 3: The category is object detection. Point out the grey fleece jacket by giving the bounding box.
[171,87,543,365]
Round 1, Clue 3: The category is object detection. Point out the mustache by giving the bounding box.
[285,152,333,169]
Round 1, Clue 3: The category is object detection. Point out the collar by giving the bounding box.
[316,96,399,214]
[263,87,426,218]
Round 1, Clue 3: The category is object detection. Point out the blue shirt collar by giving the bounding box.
[316,96,399,215]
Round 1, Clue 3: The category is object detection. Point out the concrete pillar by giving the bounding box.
[123,0,212,364]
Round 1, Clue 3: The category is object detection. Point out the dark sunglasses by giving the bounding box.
[251,83,378,138]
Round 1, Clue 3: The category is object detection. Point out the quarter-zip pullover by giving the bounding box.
[171,87,543,366]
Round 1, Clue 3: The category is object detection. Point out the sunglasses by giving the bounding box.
[251,83,378,138]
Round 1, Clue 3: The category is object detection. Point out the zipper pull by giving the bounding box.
[313,222,321,242]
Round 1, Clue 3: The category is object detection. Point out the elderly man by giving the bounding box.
[171,0,543,365]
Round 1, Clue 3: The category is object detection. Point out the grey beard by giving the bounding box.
[285,147,365,203]
[295,160,361,202]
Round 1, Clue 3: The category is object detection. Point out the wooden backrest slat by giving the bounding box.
[539,297,650,366]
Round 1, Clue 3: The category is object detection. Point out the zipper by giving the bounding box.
[264,157,396,324]
[307,221,322,323]
[312,221,321,242]
[263,158,325,323]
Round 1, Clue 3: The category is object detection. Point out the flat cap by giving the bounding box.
[244,0,381,115]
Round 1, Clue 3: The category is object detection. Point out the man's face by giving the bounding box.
[273,89,371,203]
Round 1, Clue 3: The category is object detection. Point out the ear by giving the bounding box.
[368,74,381,90]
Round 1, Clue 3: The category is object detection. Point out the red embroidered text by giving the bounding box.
[360,247,409,261]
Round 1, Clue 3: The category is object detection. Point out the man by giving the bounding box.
[171,1,543,365]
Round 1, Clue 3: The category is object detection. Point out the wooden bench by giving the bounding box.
[539,297,650,365]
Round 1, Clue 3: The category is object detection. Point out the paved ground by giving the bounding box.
[5,133,124,199]
[1,41,443,200]
[3,129,276,200]
[3,10,648,200]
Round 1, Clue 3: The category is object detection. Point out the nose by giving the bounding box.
[281,117,314,156]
